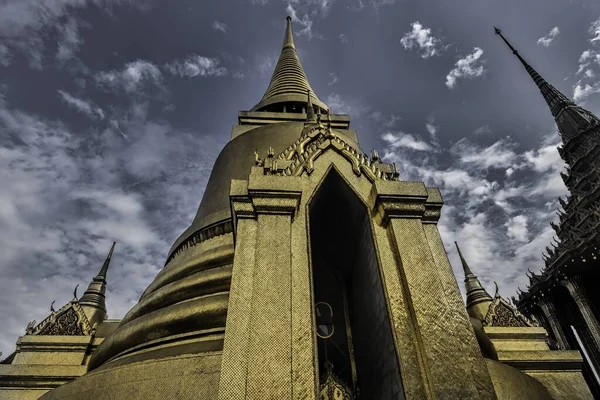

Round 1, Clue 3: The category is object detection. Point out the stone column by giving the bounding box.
[537,298,570,350]
[562,275,600,362]
[369,180,496,400]
[219,172,302,400]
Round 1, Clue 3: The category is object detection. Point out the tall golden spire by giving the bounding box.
[251,16,328,113]
[494,27,600,141]
[79,242,115,327]
[455,242,493,321]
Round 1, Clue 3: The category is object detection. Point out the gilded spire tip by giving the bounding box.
[98,242,116,280]
[454,241,474,278]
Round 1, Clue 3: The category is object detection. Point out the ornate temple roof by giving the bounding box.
[494,28,600,308]
[251,16,328,113]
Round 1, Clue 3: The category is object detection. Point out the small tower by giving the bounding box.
[455,242,493,321]
[79,242,115,327]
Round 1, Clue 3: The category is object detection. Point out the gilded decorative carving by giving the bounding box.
[255,124,399,182]
[26,300,92,336]
[319,363,354,400]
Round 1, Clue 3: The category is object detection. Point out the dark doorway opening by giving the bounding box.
[309,169,404,399]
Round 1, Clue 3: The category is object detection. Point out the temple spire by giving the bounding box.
[494,27,600,141]
[455,242,493,321]
[79,242,116,326]
[283,15,295,49]
[251,16,328,113]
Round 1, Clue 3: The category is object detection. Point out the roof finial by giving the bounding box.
[454,241,493,321]
[283,15,295,50]
[79,242,116,326]
[251,15,328,113]
[98,242,116,280]
[455,241,474,278]
[494,26,600,141]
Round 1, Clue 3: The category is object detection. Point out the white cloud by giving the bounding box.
[0,44,11,67]
[339,34,348,44]
[400,21,443,59]
[591,17,600,43]
[96,60,162,92]
[572,19,600,103]
[452,137,518,169]
[370,111,402,128]
[0,91,221,357]
[212,20,229,33]
[537,27,560,47]
[286,4,319,40]
[165,55,227,78]
[328,72,339,85]
[505,215,529,242]
[381,132,433,152]
[446,47,485,89]
[326,93,369,117]
[57,90,105,120]
[56,18,83,63]
[573,81,600,102]
[0,0,154,69]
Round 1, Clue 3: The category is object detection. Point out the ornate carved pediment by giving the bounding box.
[256,123,399,182]
[484,283,534,328]
[319,363,354,400]
[26,299,92,336]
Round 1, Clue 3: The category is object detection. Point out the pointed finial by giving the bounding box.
[98,242,116,280]
[50,300,56,312]
[316,109,322,126]
[326,112,332,133]
[494,281,500,298]
[494,26,600,140]
[283,15,295,49]
[254,149,260,165]
[371,149,380,162]
[455,241,474,277]
[73,284,79,299]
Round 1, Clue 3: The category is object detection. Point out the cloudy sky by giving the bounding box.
[1,0,600,357]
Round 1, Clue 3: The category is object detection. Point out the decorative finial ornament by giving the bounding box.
[494,26,600,141]
[50,300,56,313]
[254,149,260,165]
[455,241,493,321]
[73,284,79,300]
[371,149,380,162]
[316,109,322,126]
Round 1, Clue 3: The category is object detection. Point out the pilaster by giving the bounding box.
[219,172,302,400]
[537,298,570,350]
[369,181,497,399]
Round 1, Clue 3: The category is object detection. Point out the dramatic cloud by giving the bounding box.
[572,19,600,102]
[57,90,105,120]
[0,0,155,68]
[286,4,319,40]
[537,27,560,47]
[96,60,162,92]
[212,20,229,33]
[452,137,518,170]
[445,47,485,89]
[165,55,227,78]
[382,131,433,151]
[505,215,529,242]
[400,21,443,59]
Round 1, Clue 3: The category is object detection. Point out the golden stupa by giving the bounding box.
[0,17,593,400]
